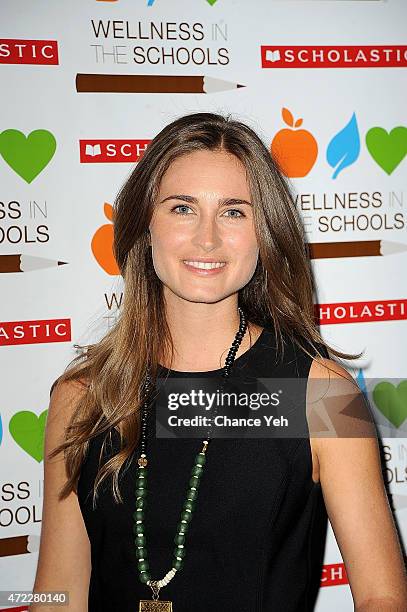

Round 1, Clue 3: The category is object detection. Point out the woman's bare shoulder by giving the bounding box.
[46,376,91,435]
[50,375,90,400]
[308,354,358,385]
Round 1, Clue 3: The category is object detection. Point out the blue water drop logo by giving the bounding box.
[356,368,367,397]
[327,112,360,179]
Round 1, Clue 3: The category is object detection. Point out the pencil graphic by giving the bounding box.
[308,239,407,260]
[0,534,40,557]
[0,254,67,273]
[76,73,245,94]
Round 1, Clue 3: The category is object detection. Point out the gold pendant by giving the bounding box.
[139,600,173,611]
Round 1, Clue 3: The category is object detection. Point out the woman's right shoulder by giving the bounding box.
[49,375,90,399]
[48,377,91,428]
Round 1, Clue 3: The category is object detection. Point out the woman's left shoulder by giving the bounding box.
[307,352,377,446]
[308,353,354,382]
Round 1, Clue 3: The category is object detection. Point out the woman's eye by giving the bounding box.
[224,209,245,219]
[171,205,193,215]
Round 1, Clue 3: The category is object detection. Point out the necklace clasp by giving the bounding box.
[149,580,160,600]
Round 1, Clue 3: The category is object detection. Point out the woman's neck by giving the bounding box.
[160,322,263,372]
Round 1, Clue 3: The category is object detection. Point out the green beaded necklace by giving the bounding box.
[134,307,248,611]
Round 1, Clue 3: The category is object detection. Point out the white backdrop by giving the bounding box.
[1,1,406,610]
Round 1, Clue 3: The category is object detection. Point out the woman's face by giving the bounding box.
[149,149,259,305]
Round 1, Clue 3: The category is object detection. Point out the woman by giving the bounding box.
[31,112,407,611]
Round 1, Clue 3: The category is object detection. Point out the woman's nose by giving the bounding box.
[191,216,221,250]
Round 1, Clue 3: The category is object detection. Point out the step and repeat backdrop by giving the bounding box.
[1,0,406,610]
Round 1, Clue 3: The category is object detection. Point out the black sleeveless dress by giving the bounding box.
[74,325,329,611]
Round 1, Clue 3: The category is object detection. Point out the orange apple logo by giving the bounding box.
[271,107,318,177]
[91,202,119,275]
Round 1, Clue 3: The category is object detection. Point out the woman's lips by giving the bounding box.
[182,261,227,276]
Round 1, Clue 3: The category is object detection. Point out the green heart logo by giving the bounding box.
[9,410,48,462]
[0,129,57,183]
[366,126,407,175]
[372,380,407,428]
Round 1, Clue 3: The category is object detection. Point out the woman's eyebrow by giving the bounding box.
[159,195,252,207]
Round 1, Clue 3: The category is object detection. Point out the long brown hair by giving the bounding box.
[49,111,363,507]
